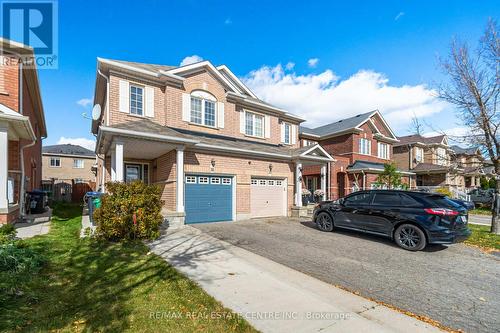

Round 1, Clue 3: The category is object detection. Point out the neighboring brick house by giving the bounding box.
[42,144,96,200]
[91,58,333,226]
[0,39,47,224]
[393,134,465,191]
[450,146,485,188]
[300,111,415,200]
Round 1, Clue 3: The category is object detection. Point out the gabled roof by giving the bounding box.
[299,110,397,141]
[450,145,481,156]
[395,134,448,147]
[43,144,95,157]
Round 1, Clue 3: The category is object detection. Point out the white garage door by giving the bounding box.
[250,178,287,218]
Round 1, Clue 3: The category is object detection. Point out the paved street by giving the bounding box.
[195,218,500,333]
[469,214,493,226]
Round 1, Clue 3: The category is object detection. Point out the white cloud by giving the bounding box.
[424,127,471,140]
[307,58,319,68]
[242,64,448,130]
[224,18,232,25]
[394,12,405,21]
[285,62,295,70]
[180,55,203,67]
[76,98,92,108]
[57,137,96,151]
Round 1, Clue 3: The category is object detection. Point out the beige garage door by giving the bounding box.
[250,178,286,218]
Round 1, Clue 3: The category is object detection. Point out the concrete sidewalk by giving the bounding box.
[148,227,443,333]
[15,209,52,239]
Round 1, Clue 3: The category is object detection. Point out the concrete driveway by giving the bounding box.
[194,218,500,333]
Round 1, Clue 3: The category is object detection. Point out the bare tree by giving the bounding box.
[438,19,500,234]
[409,113,425,135]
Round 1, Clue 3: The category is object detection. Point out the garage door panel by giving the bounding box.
[185,175,233,224]
[250,178,286,218]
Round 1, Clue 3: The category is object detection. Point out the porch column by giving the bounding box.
[0,125,8,210]
[295,162,302,206]
[114,141,124,182]
[110,148,116,181]
[176,148,184,213]
[321,164,327,201]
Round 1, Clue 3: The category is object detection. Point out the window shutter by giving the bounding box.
[280,122,285,143]
[182,93,190,122]
[119,80,129,113]
[145,86,154,118]
[240,110,245,134]
[291,125,297,144]
[217,102,224,128]
[264,115,271,138]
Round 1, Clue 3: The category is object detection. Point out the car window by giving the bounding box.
[372,193,401,206]
[344,193,372,206]
[427,195,462,209]
[400,194,423,207]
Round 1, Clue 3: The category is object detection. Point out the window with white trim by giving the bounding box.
[245,111,264,137]
[359,138,371,155]
[73,159,84,169]
[190,91,217,127]
[284,123,291,144]
[222,178,231,185]
[198,176,209,184]
[377,143,389,159]
[258,179,266,186]
[276,180,283,186]
[130,85,144,116]
[436,147,448,166]
[268,180,275,186]
[414,147,424,163]
[186,176,196,184]
[210,177,221,184]
[49,157,60,167]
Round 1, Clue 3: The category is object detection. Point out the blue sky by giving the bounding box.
[24,0,500,149]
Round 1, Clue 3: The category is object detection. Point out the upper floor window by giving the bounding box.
[73,159,84,169]
[284,123,291,144]
[245,111,264,137]
[414,147,424,163]
[190,91,217,127]
[378,142,389,159]
[50,157,60,167]
[436,147,447,166]
[359,138,371,155]
[130,85,144,116]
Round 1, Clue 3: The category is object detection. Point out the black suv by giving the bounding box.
[313,190,471,251]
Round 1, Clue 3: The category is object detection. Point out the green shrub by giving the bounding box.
[93,181,164,241]
[0,224,17,245]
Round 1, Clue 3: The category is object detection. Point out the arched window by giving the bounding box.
[190,90,217,127]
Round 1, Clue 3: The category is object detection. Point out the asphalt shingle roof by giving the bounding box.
[450,145,479,155]
[112,119,308,157]
[42,144,95,157]
[347,160,409,173]
[299,111,376,137]
[111,59,177,73]
[396,134,446,146]
[411,163,450,172]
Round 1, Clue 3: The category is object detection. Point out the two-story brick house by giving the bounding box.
[0,38,47,224]
[91,58,332,226]
[300,111,414,200]
[450,145,485,189]
[392,134,465,190]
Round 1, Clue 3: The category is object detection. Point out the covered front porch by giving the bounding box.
[347,161,416,191]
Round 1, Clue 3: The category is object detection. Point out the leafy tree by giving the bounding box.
[377,163,402,189]
[480,176,490,189]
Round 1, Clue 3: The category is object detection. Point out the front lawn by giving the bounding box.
[465,224,500,251]
[0,203,256,332]
[469,207,492,216]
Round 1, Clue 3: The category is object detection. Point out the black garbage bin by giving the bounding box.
[85,191,104,225]
[27,190,48,214]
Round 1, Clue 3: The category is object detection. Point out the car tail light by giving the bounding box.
[424,208,459,216]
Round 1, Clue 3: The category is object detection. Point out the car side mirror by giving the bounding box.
[338,198,345,205]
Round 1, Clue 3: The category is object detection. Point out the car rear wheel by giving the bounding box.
[316,212,334,232]
[394,224,426,251]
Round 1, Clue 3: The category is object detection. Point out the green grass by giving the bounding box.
[465,224,500,251]
[469,207,493,216]
[0,203,257,332]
